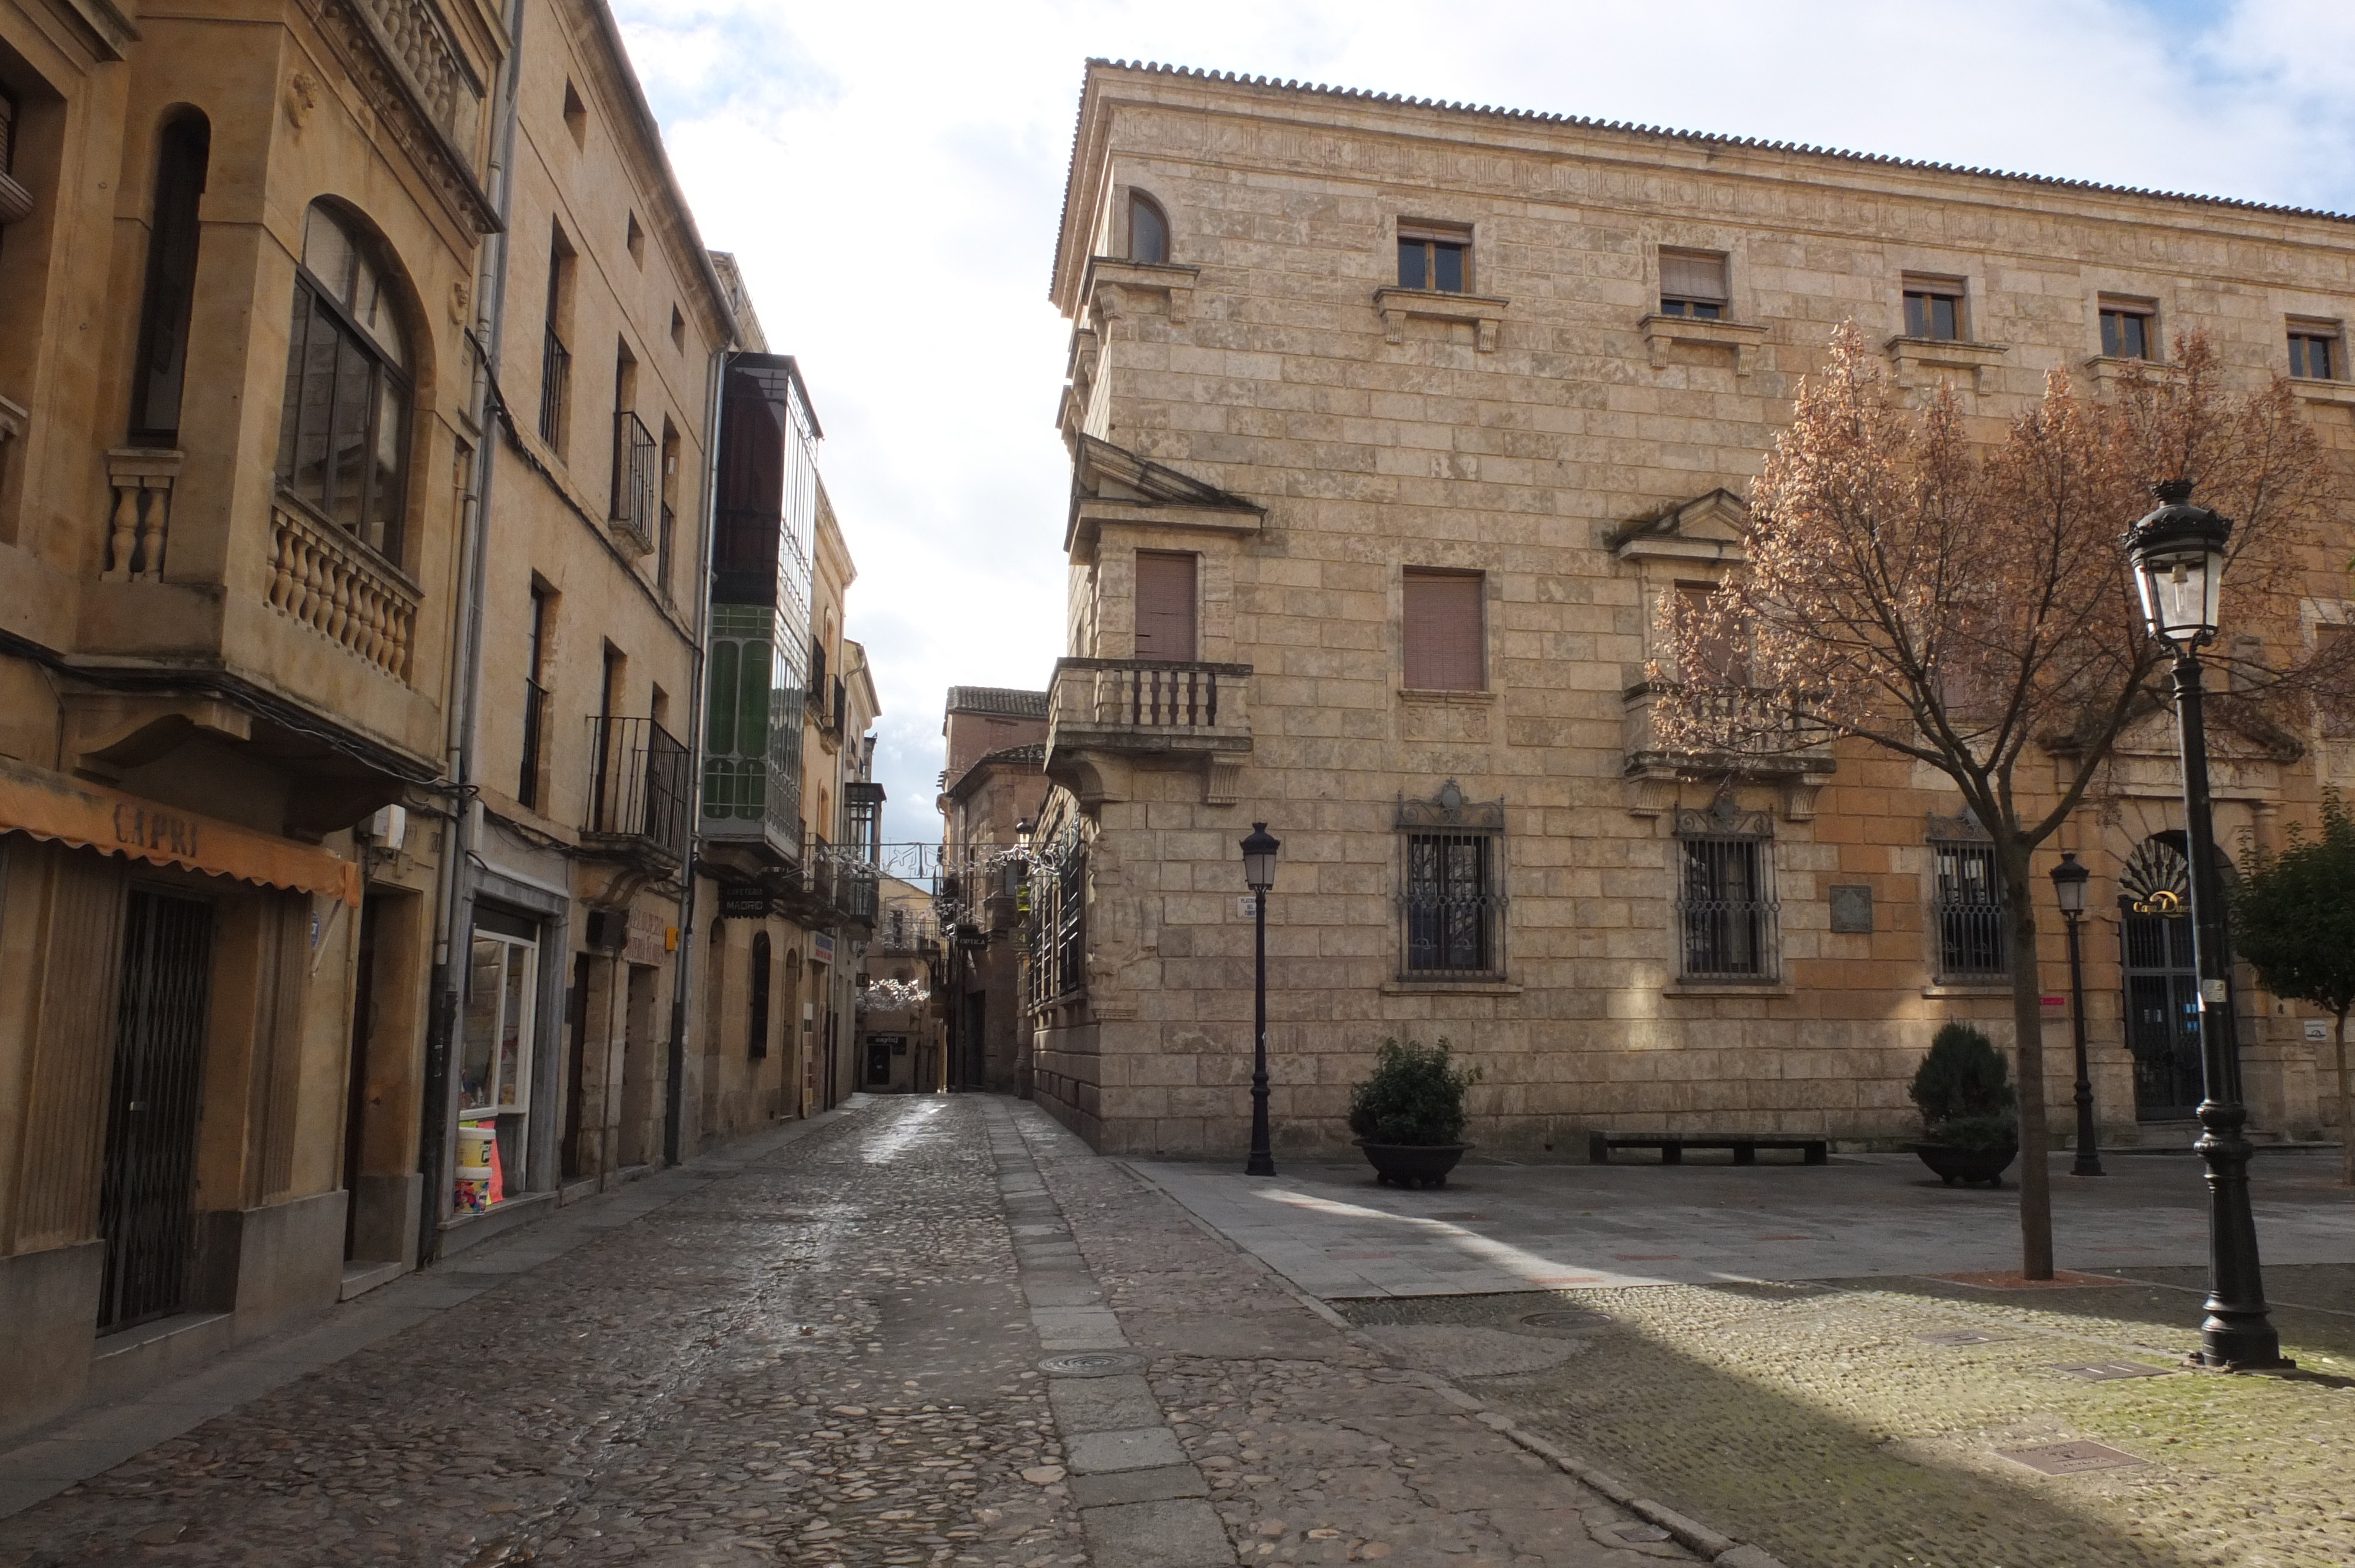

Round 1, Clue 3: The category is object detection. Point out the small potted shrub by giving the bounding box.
[1349,1037,1480,1188]
[1909,1023,2021,1187]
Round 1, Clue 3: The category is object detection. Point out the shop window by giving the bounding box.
[273,202,412,561]
[456,906,539,1214]
[129,110,210,443]
[1675,800,1777,981]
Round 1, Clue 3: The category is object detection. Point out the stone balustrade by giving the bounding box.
[267,501,419,680]
[101,449,183,582]
[1047,657,1253,755]
[350,0,482,150]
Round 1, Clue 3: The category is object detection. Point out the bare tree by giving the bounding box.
[1656,323,2345,1279]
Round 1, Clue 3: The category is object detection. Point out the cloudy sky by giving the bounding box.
[612,0,2355,846]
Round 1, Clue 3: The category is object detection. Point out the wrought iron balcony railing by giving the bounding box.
[584,716,691,863]
[611,410,656,554]
[539,327,570,447]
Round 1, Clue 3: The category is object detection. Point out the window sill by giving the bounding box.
[2084,355,2181,390]
[1083,255,1202,324]
[2289,376,2355,408]
[1921,982,2013,998]
[1885,334,2009,393]
[1382,978,1522,996]
[1639,314,1767,374]
[1374,287,1508,351]
[1666,981,1793,998]
[1398,686,1494,705]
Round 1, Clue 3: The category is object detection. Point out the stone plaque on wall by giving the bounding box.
[1829,885,1874,934]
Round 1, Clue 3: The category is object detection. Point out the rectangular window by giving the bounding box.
[1903,277,1964,341]
[1931,837,2007,981]
[1402,832,1502,978]
[1398,224,1471,294]
[1134,550,1199,662]
[2099,300,2155,360]
[541,232,575,449]
[1675,806,1777,981]
[1659,250,1728,319]
[1402,569,1484,690]
[1674,582,1749,686]
[2289,325,2340,381]
[1028,828,1087,1008]
[520,586,550,809]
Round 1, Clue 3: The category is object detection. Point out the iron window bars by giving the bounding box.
[610,410,656,552]
[540,325,570,446]
[1027,826,1087,1009]
[1674,799,1779,981]
[1397,781,1507,981]
[1928,813,2007,981]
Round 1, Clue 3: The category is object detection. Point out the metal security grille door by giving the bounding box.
[2122,908,2203,1119]
[97,889,215,1333]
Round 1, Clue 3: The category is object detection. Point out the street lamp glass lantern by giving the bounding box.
[1240,822,1281,892]
[2124,480,2231,649]
[2050,851,2090,918]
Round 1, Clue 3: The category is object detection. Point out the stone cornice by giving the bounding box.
[1084,256,1201,325]
[301,0,502,236]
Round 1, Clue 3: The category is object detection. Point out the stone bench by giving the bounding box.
[1588,1132,1829,1166]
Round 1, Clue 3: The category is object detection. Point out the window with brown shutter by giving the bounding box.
[1676,582,1750,686]
[1403,570,1484,691]
[1659,250,1729,319]
[1134,550,1198,662]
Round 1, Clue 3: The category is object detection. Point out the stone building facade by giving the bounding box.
[1027,61,2355,1158]
[0,0,498,1437]
[937,687,1052,1093]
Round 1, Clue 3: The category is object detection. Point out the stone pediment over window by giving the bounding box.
[1610,488,1749,567]
[1066,435,1265,556]
[1397,779,1504,832]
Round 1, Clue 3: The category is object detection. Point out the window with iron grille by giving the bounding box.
[1027,828,1087,1009]
[1674,800,1777,981]
[1397,782,1505,981]
[1929,816,2007,981]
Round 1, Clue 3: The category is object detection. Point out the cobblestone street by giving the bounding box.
[0,1098,1706,1568]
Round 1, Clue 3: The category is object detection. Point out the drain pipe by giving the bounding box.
[419,0,527,1270]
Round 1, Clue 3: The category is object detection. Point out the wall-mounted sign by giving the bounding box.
[719,883,772,920]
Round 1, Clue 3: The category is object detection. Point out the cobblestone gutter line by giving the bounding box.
[1119,1161,1789,1568]
[982,1099,1238,1568]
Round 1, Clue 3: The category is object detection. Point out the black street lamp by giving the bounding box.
[1240,822,1280,1177]
[2123,479,2290,1370]
[2049,852,2104,1178]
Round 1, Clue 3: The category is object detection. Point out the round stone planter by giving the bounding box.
[1358,1141,1470,1188]
[1913,1142,2019,1188]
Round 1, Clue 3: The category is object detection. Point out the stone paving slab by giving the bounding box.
[1131,1150,2355,1297]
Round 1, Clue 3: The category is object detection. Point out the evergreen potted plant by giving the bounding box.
[1909,1023,2021,1187]
[1349,1037,1480,1188]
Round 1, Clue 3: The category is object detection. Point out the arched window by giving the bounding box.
[1129,192,1168,265]
[748,931,772,1059]
[130,111,209,443]
[274,202,412,560]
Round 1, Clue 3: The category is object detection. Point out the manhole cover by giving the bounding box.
[2049,1361,2172,1381]
[1917,1330,2009,1346]
[1999,1440,2148,1475]
[1037,1352,1145,1377]
[1519,1309,1609,1331]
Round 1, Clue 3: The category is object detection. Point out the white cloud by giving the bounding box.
[612,0,2355,844]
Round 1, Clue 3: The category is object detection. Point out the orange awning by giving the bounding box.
[0,755,362,906]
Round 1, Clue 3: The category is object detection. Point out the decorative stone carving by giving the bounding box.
[299,0,499,235]
[285,70,321,129]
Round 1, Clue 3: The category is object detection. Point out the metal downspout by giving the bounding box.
[419,0,527,1269]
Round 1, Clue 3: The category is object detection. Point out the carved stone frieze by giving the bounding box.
[300,0,500,236]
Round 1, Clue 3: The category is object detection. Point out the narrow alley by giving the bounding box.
[0,1099,1690,1568]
